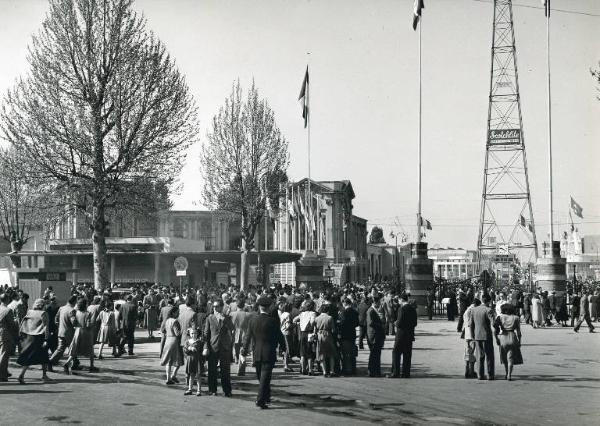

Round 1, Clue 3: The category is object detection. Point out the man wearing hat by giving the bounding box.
[241,296,286,409]
[389,293,417,378]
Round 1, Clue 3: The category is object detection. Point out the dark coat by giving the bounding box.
[203,314,234,355]
[120,302,137,330]
[366,306,385,346]
[357,302,369,326]
[395,303,418,342]
[242,312,285,364]
[338,307,359,341]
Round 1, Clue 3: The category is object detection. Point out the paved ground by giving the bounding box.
[1,318,599,425]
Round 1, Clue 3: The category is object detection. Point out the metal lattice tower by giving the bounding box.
[477,0,538,270]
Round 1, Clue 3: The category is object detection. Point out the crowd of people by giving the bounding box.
[0,278,598,408]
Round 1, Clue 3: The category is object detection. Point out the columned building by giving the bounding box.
[272,179,368,286]
[429,247,478,281]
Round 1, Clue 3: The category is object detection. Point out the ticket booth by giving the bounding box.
[17,270,71,305]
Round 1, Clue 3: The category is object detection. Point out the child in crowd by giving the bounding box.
[183,327,203,396]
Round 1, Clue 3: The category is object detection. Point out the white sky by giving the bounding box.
[1,0,599,250]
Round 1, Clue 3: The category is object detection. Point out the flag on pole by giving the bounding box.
[542,0,550,17]
[298,66,309,128]
[419,216,432,230]
[569,210,575,232]
[570,196,583,218]
[413,0,424,30]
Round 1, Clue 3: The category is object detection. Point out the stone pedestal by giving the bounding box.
[536,241,567,295]
[405,242,433,315]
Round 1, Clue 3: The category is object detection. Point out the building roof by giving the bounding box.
[6,249,302,265]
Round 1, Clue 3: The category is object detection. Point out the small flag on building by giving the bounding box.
[542,0,550,17]
[570,196,583,218]
[298,66,309,128]
[413,0,424,30]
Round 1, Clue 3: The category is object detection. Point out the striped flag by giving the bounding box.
[419,216,432,230]
[542,0,550,17]
[413,0,424,30]
[298,66,309,128]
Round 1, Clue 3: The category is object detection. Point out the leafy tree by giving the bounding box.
[369,226,386,244]
[201,81,289,290]
[0,0,197,289]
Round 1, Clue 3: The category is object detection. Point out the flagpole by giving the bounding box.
[417,14,422,244]
[307,58,313,251]
[546,6,554,244]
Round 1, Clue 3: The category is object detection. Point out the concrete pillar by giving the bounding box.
[110,256,116,288]
[537,241,567,295]
[405,242,433,315]
[72,256,79,286]
[154,253,160,284]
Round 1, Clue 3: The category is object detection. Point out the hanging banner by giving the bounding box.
[488,129,521,144]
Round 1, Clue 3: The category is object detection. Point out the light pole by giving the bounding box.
[390,231,399,286]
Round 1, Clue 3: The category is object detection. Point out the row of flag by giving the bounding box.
[518,196,583,233]
[285,183,325,233]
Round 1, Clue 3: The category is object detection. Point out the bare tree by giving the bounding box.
[201,81,288,290]
[1,0,197,289]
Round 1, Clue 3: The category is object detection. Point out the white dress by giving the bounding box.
[531,298,543,324]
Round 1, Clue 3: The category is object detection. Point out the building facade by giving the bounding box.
[429,247,478,281]
[271,179,369,286]
[2,209,299,288]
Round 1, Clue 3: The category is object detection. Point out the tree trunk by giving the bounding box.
[240,237,249,291]
[92,204,109,291]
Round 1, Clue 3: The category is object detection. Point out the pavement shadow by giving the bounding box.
[0,388,72,395]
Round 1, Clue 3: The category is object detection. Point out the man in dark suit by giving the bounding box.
[49,295,77,366]
[469,296,495,380]
[366,294,385,377]
[119,295,137,356]
[389,293,417,378]
[570,292,581,327]
[241,296,286,409]
[203,299,234,396]
[338,297,359,375]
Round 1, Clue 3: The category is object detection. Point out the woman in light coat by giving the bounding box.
[531,294,543,328]
[96,301,118,359]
